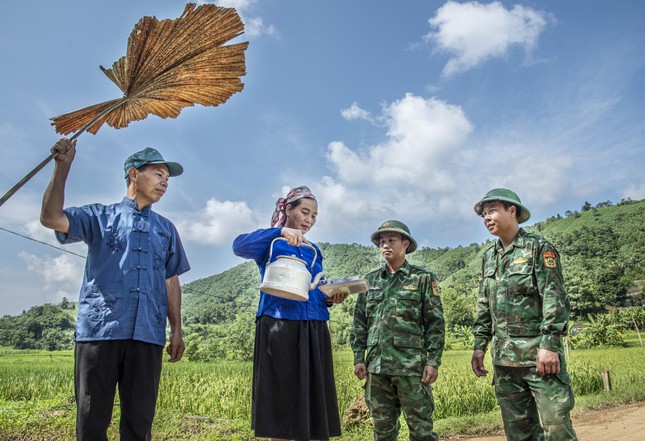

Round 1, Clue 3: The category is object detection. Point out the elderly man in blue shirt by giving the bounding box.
[41,138,190,441]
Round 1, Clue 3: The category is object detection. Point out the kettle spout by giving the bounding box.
[310,272,325,290]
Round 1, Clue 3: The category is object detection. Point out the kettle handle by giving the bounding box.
[268,237,318,272]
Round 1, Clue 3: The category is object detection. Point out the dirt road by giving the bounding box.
[449,403,645,441]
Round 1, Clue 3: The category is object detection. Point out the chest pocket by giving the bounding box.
[396,290,421,321]
[504,254,541,323]
[366,287,383,346]
[393,288,423,348]
[506,257,535,297]
[483,265,496,279]
[366,288,383,318]
[481,263,497,298]
[483,264,497,290]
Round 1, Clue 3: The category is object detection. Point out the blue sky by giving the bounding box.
[0,0,643,315]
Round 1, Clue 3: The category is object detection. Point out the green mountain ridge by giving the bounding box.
[183,198,645,326]
[2,198,643,352]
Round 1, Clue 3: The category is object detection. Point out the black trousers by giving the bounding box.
[74,340,163,441]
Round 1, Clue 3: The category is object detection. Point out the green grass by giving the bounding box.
[1,341,644,440]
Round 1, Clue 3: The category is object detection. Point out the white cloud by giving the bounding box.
[243,16,278,38]
[314,177,385,219]
[467,140,574,210]
[341,102,375,123]
[328,93,473,191]
[314,90,588,246]
[622,182,645,201]
[203,0,278,38]
[20,252,83,303]
[17,220,86,258]
[326,141,372,183]
[313,93,477,242]
[426,1,548,77]
[0,198,39,226]
[23,220,58,243]
[206,0,255,11]
[177,198,258,245]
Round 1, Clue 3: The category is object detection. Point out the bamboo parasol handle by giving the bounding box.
[0,152,57,207]
[0,98,127,208]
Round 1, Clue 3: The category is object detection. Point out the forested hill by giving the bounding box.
[1,198,643,352]
[183,198,645,325]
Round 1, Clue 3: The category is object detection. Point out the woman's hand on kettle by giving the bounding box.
[281,227,308,246]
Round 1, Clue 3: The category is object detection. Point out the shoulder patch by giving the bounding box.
[543,251,557,269]
[431,280,440,296]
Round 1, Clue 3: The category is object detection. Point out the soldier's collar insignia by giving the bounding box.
[403,284,417,290]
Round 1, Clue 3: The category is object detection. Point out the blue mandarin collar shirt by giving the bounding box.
[233,228,330,321]
[56,197,190,346]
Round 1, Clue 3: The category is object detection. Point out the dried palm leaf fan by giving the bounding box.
[0,3,248,207]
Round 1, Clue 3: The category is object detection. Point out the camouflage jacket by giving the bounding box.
[472,228,571,367]
[350,260,445,376]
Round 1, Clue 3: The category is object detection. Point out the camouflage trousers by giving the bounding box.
[365,372,438,441]
[493,365,578,441]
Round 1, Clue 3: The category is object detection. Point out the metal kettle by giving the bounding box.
[259,237,324,301]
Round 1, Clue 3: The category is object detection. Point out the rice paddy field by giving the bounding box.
[1,342,644,440]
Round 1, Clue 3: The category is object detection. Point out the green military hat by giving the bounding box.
[474,188,531,224]
[371,220,417,253]
[123,147,183,178]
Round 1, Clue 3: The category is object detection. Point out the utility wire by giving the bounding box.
[0,225,86,259]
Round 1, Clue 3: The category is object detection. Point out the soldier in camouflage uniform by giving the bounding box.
[471,188,578,441]
[351,220,445,441]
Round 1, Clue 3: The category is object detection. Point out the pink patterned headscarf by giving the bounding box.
[271,186,317,227]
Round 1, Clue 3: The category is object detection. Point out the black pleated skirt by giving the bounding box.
[252,315,342,440]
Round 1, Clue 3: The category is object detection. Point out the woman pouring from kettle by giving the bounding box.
[232,185,347,441]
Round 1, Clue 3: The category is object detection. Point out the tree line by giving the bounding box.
[1,198,643,354]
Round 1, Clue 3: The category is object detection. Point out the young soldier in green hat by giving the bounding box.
[471,188,578,441]
[351,220,445,441]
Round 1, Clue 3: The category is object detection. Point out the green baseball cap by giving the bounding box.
[474,188,531,223]
[370,220,417,254]
[123,147,183,178]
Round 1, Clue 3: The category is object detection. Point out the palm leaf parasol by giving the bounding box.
[1,2,248,207]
